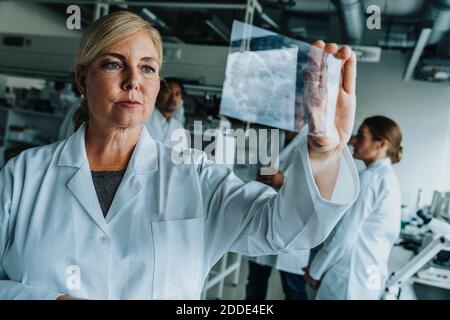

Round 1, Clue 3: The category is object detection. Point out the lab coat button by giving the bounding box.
[99,235,111,244]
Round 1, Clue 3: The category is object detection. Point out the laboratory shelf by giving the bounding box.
[8,107,65,118]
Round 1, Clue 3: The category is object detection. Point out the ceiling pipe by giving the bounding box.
[331,0,364,45]
[205,15,231,42]
[205,20,229,42]
[403,28,432,82]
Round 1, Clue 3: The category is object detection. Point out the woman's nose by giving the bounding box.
[122,69,140,91]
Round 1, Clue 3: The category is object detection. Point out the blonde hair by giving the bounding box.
[73,10,163,131]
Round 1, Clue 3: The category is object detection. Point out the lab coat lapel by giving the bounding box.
[59,123,109,235]
[105,126,158,223]
[104,170,142,224]
[59,124,158,229]
[67,162,110,235]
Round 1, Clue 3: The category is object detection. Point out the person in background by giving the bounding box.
[304,115,403,300]
[245,130,310,300]
[144,77,187,148]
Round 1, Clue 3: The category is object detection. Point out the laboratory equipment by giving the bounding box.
[383,209,450,299]
[430,191,443,218]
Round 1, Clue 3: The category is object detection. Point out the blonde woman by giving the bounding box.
[0,11,358,299]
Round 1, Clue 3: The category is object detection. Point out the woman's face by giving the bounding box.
[78,30,160,129]
[352,124,383,161]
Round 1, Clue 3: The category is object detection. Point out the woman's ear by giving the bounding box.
[379,139,389,151]
[75,68,86,95]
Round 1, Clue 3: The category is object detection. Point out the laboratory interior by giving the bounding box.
[1,0,450,301]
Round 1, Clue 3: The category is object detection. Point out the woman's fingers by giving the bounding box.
[312,40,326,49]
[335,45,357,94]
[335,45,352,60]
[310,42,351,92]
[324,43,339,55]
[312,42,357,95]
[343,50,357,95]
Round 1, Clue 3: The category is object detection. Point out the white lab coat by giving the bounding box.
[248,132,310,275]
[173,101,186,126]
[0,123,358,300]
[309,158,401,300]
[144,107,188,149]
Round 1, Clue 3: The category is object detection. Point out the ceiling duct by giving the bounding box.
[331,0,364,44]
[378,24,418,49]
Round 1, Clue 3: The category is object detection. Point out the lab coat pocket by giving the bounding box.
[151,217,204,299]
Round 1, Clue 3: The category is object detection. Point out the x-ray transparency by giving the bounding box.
[220,21,342,137]
[220,48,298,131]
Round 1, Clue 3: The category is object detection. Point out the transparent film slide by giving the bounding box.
[219,20,342,137]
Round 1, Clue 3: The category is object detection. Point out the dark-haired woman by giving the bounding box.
[304,116,403,300]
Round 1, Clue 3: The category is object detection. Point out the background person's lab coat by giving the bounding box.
[144,107,188,149]
[309,157,401,300]
[0,124,358,300]
[248,132,310,275]
[173,100,186,126]
[58,101,79,140]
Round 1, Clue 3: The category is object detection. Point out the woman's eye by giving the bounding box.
[142,65,155,74]
[103,61,122,70]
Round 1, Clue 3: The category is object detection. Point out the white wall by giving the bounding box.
[355,50,450,209]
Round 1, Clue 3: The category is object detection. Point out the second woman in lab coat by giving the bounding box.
[304,115,403,300]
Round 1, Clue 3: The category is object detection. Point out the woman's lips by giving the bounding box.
[115,100,143,108]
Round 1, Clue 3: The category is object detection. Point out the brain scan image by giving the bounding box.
[220,21,341,136]
[221,47,298,130]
